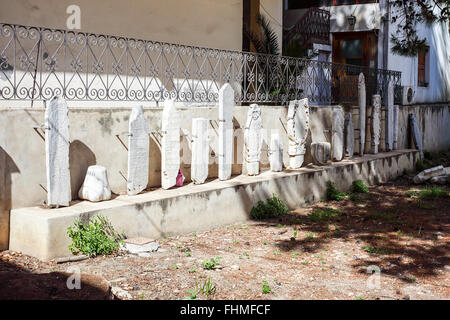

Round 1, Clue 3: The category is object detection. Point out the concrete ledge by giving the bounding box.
[9,150,419,261]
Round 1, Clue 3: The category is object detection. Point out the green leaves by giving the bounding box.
[67,215,124,256]
[250,194,289,220]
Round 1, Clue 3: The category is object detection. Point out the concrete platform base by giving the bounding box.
[9,150,419,261]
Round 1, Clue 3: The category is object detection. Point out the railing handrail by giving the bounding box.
[0,22,402,105]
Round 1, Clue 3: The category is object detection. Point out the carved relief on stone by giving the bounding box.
[269,132,283,172]
[287,98,309,169]
[358,73,366,155]
[243,104,263,176]
[218,83,235,181]
[370,94,381,154]
[331,107,344,161]
[311,142,331,166]
[161,99,181,189]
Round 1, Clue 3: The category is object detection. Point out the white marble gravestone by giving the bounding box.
[370,94,381,154]
[45,95,71,207]
[331,107,344,161]
[344,112,354,158]
[358,73,366,155]
[385,81,394,151]
[409,113,423,159]
[311,142,331,165]
[78,165,112,202]
[244,104,263,176]
[161,99,181,189]
[218,83,235,181]
[127,105,150,195]
[269,132,283,172]
[287,98,309,168]
[393,105,399,150]
[191,118,209,184]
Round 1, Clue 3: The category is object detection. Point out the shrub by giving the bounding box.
[325,181,346,201]
[250,194,289,219]
[201,257,222,270]
[351,180,369,194]
[417,186,449,200]
[67,215,125,256]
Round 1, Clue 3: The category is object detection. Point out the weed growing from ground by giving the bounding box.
[262,280,272,294]
[326,181,346,201]
[308,207,340,222]
[67,215,125,256]
[201,257,222,270]
[351,180,369,193]
[250,194,289,219]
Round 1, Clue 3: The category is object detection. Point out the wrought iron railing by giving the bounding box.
[284,7,331,48]
[0,22,401,106]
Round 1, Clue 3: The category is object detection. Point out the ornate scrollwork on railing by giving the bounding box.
[0,22,401,105]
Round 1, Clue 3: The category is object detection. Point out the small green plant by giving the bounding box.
[171,264,179,270]
[262,280,272,294]
[201,257,222,270]
[305,232,316,239]
[250,194,289,219]
[308,207,340,222]
[186,277,217,300]
[185,249,191,257]
[189,266,197,273]
[263,241,268,245]
[67,215,125,256]
[351,180,369,193]
[417,186,449,200]
[326,181,346,201]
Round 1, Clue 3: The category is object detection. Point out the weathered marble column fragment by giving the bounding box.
[45,95,71,207]
[78,165,112,202]
[393,105,399,150]
[385,81,394,151]
[244,104,263,176]
[287,98,309,168]
[331,107,344,161]
[218,83,234,181]
[409,113,423,159]
[358,73,366,155]
[311,142,331,165]
[161,99,181,189]
[344,112,354,158]
[269,132,283,172]
[191,118,209,184]
[370,94,381,154]
[127,105,150,195]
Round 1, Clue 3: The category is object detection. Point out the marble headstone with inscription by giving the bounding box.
[218,83,235,181]
[45,95,71,207]
[287,98,309,169]
[127,105,150,195]
[370,95,381,154]
[331,107,344,161]
[269,132,283,172]
[385,81,394,151]
[191,118,209,184]
[161,99,181,189]
[344,112,354,158]
[358,73,366,155]
[244,104,263,176]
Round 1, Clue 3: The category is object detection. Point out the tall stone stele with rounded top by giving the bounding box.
[358,73,366,156]
[287,98,309,169]
[370,94,381,154]
[161,99,181,189]
[191,118,209,184]
[331,107,344,161]
[218,83,235,181]
[243,104,263,176]
[127,105,150,195]
[45,95,71,207]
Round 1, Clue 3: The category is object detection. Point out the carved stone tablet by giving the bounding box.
[269,132,283,172]
[332,107,344,161]
[311,142,331,166]
[161,99,180,189]
[393,104,399,150]
[127,105,150,195]
[344,112,354,158]
[78,165,112,202]
[218,84,234,181]
[45,95,71,207]
[370,94,381,154]
[191,118,209,184]
[244,104,263,176]
[385,81,394,151]
[287,98,309,168]
[358,73,366,155]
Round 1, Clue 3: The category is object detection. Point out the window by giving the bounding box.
[417,48,429,87]
[341,39,362,66]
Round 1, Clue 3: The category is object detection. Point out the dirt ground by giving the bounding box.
[1,177,449,300]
